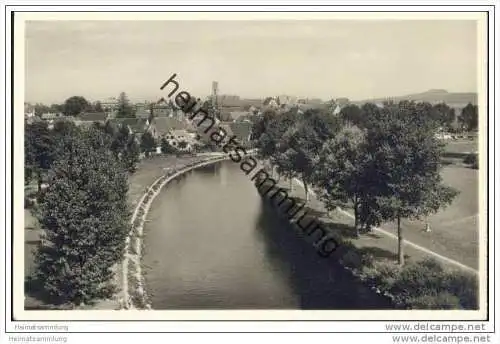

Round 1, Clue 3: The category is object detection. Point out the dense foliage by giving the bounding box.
[140,131,157,157]
[116,92,136,118]
[252,100,472,309]
[33,126,130,305]
[62,96,90,116]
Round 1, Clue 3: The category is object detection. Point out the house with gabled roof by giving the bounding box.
[229,121,253,146]
[78,112,108,122]
[147,117,195,141]
[228,111,251,122]
[107,117,149,135]
[135,110,151,120]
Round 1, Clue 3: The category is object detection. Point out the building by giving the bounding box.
[107,118,149,135]
[151,101,171,117]
[73,112,108,127]
[228,111,251,122]
[101,97,118,111]
[147,117,194,141]
[163,129,197,152]
[229,121,253,146]
[134,103,151,120]
[40,112,61,121]
[263,97,279,109]
[277,95,297,105]
[79,112,108,122]
[24,103,35,119]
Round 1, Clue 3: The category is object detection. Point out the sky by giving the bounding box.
[25,20,478,104]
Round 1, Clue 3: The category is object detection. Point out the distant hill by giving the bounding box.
[353,89,477,107]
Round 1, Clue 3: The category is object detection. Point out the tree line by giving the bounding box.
[24,113,195,306]
[253,100,459,266]
[29,92,138,118]
[337,101,478,132]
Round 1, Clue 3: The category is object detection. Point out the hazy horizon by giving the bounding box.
[25,20,478,104]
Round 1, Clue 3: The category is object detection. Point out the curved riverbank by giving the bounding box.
[140,161,393,310]
[120,154,229,309]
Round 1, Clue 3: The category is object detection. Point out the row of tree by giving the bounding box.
[25,113,204,305]
[336,102,478,132]
[25,118,197,193]
[253,101,459,265]
[25,120,140,190]
[30,92,137,118]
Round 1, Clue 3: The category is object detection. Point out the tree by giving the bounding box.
[431,103,456,130]
[111,124,131,158]
[116,92,136,118]
[255,110,296,185]
[459,103,478,131]
[148,103,155,123]
[51,119,79,162]
[251,109,277,141]
[53,119,77,136]
[314,125,370,236]
[62,96,90,116]
[25,121,55,192]
[122,137,140,173]
[103,120,117,138]
[284,108,340,202]
[93,101,104,113]
[24,130,34,186]
[160,137,176,154]
[33,127,129,305]
[49,103,64,114]
[364,101,459,265]
[339,104,364,127]
[34,103,51,117]
[177,140,188,151]
[140,131,156,157]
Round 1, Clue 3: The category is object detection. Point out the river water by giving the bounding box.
[142,161,393,309]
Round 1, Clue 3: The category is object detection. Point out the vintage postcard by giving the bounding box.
[6,8,493,333]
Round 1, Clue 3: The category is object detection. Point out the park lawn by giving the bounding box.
[445,140,478,154]
[277,164,479,272]
[380,165,479,270]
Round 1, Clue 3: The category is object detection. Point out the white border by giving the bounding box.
[2,4,496,335]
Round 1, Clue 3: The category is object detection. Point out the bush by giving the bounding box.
[391,258,444,302]
[463,153,478,167]
[442,271,478,309]
[407,291,462,309]
[25,196,36,209]
[362,260,401,292]
[379,258,478,310]
[340,245,375,270]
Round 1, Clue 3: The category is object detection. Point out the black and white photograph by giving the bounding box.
[3,4,497,342]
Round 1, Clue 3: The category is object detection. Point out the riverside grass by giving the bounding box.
[255,168,478,310]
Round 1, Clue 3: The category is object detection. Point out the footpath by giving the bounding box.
[268,174,477,275]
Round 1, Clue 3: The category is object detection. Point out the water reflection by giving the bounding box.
[255,203,392,309]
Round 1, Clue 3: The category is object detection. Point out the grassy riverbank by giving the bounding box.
[256,170,478,309]
[24,154,208,310]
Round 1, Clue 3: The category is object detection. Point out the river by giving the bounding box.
[142,161,393,309]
